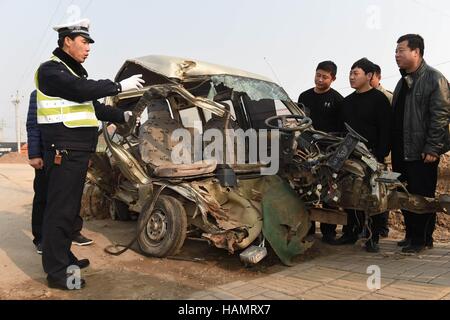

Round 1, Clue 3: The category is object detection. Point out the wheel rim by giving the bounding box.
[146,210,167,241]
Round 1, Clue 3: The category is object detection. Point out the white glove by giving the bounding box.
[124,111,141,126]
[124,111,132,122]
[119,74,145,92]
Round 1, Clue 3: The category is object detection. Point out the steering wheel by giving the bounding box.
[265,115,313,132]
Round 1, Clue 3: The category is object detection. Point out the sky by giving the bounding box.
[0,0,449,142]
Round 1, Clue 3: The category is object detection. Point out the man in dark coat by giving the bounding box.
[36,18,144,290]
[392,34,450,253]
[333,58,392,253]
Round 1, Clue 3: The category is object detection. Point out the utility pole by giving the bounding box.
[11,91,23,154]
[0,119,6,142]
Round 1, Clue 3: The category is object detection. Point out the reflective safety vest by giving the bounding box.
[35,56,99,128]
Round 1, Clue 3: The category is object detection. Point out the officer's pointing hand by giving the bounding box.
[124,111,141,127]
[120,74,145,92]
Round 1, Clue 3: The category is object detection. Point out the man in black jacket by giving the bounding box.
[370,64,393,239]
[36,18,144,290]
[392,34,450,253]
[298,61,343,244]
[333,58,392,253]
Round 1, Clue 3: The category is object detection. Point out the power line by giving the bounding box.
[263,57,284,88]
[31,0,77,66]
[337,60,450,91]
[411,0,450,19]
[17,0,84,93]
[83,0,94,14]
[434,60,450,67]
[15,0,94,95]
[16,0,64,90]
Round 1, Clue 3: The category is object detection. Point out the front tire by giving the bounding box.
[137,195,187,257]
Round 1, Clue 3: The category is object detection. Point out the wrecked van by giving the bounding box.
[84,55,449,266]
[85,55,312,265]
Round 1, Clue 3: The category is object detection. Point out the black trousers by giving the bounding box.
[343,210,383,244]
[392,159,439,246]
[377,212,390,235]
[32,168,83,246]
[308,222,337,237]
[32,169,47,246]
[42,150,90,280]
[308,203,337,237]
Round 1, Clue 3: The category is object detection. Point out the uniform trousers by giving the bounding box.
[42,150,90,280]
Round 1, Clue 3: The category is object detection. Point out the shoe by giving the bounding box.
[35,243,43,255]
[47,276,86,291]
[397,238,411,247]
[402,244,425,254]
[72,234,94,246]
[307,224,316,236]
[379,230,389,238]
[329,234,357,246]
[426,240,434,249]
[365,241,380,253]
[322,235,338,245]
[71,259,90,270]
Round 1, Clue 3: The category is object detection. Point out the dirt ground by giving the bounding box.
[0,153,448,300]
[0,163,301,300]
[0,152,28,164]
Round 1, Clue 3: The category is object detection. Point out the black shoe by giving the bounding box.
[47,276,86,291]
[71,259,90,270]
[72,234,94,246]
[365,241,380,253]
[322,235,338,245]
[35,243,43,255]
[397,238,411,247]
[402,244,425,254]
[379,230,389,238]
[330,234,357,246]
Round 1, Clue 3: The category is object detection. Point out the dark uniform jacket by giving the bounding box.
[37,48,125,152]
[26,90,44,160]
[340,88,392,162]
[392,60,450,161]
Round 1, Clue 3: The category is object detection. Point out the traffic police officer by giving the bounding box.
[35,18,145,290]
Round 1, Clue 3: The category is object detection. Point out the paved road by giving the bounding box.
[1,163,450,300]
[189,240,450,300]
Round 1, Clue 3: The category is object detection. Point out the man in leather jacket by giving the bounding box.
[392,34,450,253]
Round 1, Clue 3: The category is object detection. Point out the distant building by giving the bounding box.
[0,143,27,157]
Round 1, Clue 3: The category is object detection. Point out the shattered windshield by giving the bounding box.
[211,75,290,102]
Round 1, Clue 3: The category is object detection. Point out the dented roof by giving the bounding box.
[117,55,274,83]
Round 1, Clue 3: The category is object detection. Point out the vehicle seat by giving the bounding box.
[139,99,217,178]
[153,159,217,178]
[203,105,242,165]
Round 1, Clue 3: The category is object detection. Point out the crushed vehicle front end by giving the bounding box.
[83,55,449,266]
[84,55,312,265]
